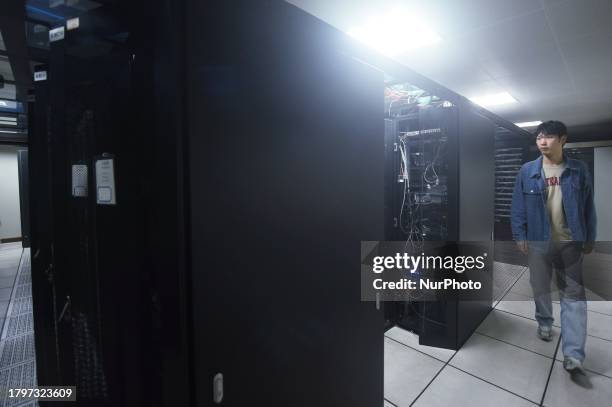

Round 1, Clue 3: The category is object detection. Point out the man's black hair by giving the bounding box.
[535,120,567,138]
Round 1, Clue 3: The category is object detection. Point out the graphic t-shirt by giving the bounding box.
[543,162,572,241]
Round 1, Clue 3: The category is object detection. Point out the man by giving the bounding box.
[511,120,596,374]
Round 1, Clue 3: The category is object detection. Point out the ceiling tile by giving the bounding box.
[479,41,566,80]
[575,88,612,105]
[451,79,507,99]
[498,108,536,123]
[456,10,557,61]
[397,39,492,87]
[494,70,574,104]
[525,92,612,124]
[544,0,612,43]
[424,0,543,37]
[542,102,612,126]
[561,32,612,92]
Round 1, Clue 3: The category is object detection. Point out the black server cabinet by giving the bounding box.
[383,90,495,349]
[30,14,154,405]
[186,1,385,405]
[493,127,531,267]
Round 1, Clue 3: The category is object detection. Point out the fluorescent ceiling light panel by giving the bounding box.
[514,121,542,128]
[469,92,517,107]
[0,116,17,121]
[348,8,441,57]
[0,121,17,126]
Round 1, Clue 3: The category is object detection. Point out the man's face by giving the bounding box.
[536,132,566,156]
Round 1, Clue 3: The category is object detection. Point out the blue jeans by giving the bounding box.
[528,241,587,361]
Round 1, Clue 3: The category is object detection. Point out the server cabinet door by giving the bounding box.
[187,2,384,405]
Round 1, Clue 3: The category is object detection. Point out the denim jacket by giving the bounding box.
[511,154,597,243]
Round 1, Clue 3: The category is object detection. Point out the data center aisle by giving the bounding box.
[385,260,612,407]
[0,243,37,407]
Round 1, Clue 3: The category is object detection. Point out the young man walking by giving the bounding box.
[511,120,596,373]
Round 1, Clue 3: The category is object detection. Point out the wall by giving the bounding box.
[0,145,22,240]
[594,146,612,241]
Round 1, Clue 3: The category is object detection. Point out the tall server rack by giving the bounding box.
[493,127,531,267]
[382,79,497,349]
[29,7,162,406]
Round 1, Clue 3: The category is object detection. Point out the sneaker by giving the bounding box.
[563,357,585,374]
[537,325,553,342]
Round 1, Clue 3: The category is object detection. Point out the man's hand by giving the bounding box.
[583,242,594,254]
[516,240,528,255]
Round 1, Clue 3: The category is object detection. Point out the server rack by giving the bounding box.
[29,8,159,405]
[493,126,532,266]
[381,78,496,349]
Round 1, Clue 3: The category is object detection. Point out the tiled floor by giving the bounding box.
[0,243,38,407]
[0,243,22,332]
[385,261,612,407]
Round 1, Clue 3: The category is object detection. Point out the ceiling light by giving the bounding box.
[514,121,542,128]
[0,129,19,134]
[469,92,517,108]
[348,8,441,57]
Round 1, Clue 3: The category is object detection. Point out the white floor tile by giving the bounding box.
[588,301,612,316]
[0,301,9,318]
[509,273,534,298]
[493,261,526,302]
[385,327,456,362]
[0,248,22,258]
[498,300,612,342]
[543,361,612,407]
[476,309,560,357]
[585,310,612,341]
[384,400,395,407]
[0,258,21,270]
[0,275,16,289]
[413,365,537,407]
[384,337,444,407]
[0,288,12,302]
[583,277,612,301]
[555,334,612,378]
[513,269,562,300]
[496,291,561,327]
[499,290,532,302]
[583,255,612,282]
[449,333,551,403]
